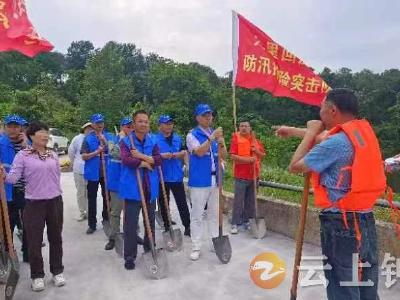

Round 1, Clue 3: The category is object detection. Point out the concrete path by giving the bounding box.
[5,173,400,300]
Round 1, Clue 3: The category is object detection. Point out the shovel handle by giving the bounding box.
[135,168,155,246]
[157,166,173,227]
[128,134,155,248]
[253,161,258,219]
[290,173,311,299]
[217,144,223,229]
[97,133,111,214]
[99,151,111,216]
[251,132,259,218]
[0,176,16,259]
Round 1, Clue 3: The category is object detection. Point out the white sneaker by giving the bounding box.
[31,278,45,292]
[190,250,200,261]
[52,273,66,287]
[231,225,239,234]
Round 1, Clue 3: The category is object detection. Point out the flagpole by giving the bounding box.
[232,85,237,132]
[231,11,239,132]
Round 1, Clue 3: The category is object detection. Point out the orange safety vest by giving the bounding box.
[234,132,261,176]
[311,119,400,280]
[311,119,386,212]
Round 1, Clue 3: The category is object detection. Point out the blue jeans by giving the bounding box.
[319,212,380,300]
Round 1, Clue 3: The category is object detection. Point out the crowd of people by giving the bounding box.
[0,102,266,292]
[0,88,394,300]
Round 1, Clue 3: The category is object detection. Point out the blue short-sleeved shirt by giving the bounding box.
[304,132,354,205]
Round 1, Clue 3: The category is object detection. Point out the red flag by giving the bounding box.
[0,0,53,57]
[232,12,329,106]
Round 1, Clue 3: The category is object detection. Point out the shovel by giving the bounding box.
[249,160,266,239]
[136,168,168,279]
[290,173,311,300]
[212,144,232,264]
[128,134,168,279]
[0,205,10,284]
[99,150,112,238]
[0,177,19,300]
[158,166,183,252]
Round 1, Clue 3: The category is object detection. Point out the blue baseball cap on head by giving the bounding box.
[195,104,213,116]
[120,117,132,126]
[4,114,22,125]
[158,115,173,124]
[90,113,105,123]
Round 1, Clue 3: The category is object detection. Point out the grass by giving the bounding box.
[223,161,397,223]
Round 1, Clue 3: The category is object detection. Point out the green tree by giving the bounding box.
[79,42,134,128]
[65,41,95,70]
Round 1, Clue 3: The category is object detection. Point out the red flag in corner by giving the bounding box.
[0,0,53,57]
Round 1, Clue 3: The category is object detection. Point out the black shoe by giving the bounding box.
[136,236,144,246]
[184,227,191,237]
[105,239,115,250]
[86,227,96,235]
[124,260,135,270]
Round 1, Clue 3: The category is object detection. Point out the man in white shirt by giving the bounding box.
[68,122,93,221]
[186,104,227,261]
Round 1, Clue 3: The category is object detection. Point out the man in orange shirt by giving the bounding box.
[229,119,266,234]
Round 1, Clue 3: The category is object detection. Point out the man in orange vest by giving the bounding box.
[229,119,265,234]
[277,88,385,300]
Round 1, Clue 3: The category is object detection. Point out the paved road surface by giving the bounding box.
[4,172,400,300]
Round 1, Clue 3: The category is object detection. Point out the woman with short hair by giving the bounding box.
[2,121,65,292]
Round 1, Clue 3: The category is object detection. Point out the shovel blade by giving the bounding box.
[212,235,232,264]
[102,220,112,238]
[0,257,10,285]
[5,256,19,300]
[142,248,169,280]
[0,242,10,284]
[162,228,183,252]
[249,218,267,239]
[114,233,124,258]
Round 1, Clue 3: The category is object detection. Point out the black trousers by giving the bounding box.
[7,189,28,257]
[23,196,64,279]
[158,182,190,231]
[123,199,156,262]
[87,178,108,230]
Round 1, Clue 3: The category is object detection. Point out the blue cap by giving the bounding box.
[4,114,22,125]
[90,113,105,123]
[195,104,213,116]
[120,117,132,126]
[158,115,173,124]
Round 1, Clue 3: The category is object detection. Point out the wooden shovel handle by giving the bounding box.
[128,134,154,243]
[0,176,16,259]
[136,168,154,243]
[217,144,223,228]
[100,152,111,214]
[158,166,173,226]
[253,161,258,218]
[290,173,311,299]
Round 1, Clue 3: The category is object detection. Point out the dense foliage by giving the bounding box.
[1,40,400,166]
